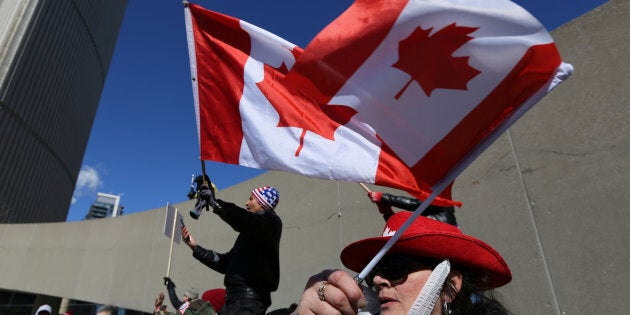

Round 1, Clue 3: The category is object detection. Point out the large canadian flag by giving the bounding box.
[184,0,572,207]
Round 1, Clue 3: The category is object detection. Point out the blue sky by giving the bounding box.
[67,0,607,222]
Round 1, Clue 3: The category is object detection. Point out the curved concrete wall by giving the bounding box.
[0,0,627,314]
[0,174,385,313]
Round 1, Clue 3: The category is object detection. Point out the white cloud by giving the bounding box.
[76,166,102,190]
[71,165,103,204]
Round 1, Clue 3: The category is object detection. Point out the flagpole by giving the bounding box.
[359,183,371,193]
[354,188,441,284]
[165,206,178,284]
[200,159,211,211]
[354,98,537,283]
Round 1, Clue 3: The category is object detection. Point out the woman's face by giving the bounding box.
[368,254,443,315]
[373,268,435,314]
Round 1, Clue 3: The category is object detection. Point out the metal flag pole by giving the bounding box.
[352,85,543,283]
[354,181,445,284]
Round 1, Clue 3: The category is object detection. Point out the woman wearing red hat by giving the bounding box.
[293,211,512,315]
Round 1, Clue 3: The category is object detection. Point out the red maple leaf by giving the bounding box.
[393,23,480,99]
[257,63,357,156]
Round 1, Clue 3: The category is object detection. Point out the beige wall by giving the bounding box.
[0,174,385,313]
[0,0,628,314]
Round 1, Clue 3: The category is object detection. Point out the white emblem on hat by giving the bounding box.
[383,226,396,237]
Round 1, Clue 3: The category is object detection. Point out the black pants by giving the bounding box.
[219,297,268,315]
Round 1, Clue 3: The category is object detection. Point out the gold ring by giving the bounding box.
[318,281,328,301]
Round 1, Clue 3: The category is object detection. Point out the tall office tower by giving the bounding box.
[0,1,127,223]
[85,192,123,220]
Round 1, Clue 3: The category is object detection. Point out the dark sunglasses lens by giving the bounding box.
[380,264,406,282]
[367,255,411,286]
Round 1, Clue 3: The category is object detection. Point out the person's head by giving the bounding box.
[341,212,511,315]
[35,304,52,315]
[96,305,118,315]
[246,186,279,213]
[183,288,199,302]
[202,288,226,311]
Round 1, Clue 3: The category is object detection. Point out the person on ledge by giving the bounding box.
[183,183,281,315]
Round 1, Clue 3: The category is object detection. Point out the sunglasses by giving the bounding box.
[366,253,440,287]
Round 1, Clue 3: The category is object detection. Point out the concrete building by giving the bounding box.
[0,0,627,314]
[0,0,127,223]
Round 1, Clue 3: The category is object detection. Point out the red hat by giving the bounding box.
[340,211,511,289]
[202,288,226,312]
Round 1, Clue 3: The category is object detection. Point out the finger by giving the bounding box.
[294,284,343,315]
[326,271,366,312]
[317,282,356,315]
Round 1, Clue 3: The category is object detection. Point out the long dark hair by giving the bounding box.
[441,269,511,315]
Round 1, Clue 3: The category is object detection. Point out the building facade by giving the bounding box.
[85,192,123,220]
[0,0,127,223]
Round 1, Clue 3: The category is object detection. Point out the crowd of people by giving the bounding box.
[159,175,512,315]
[34,175,511,315]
